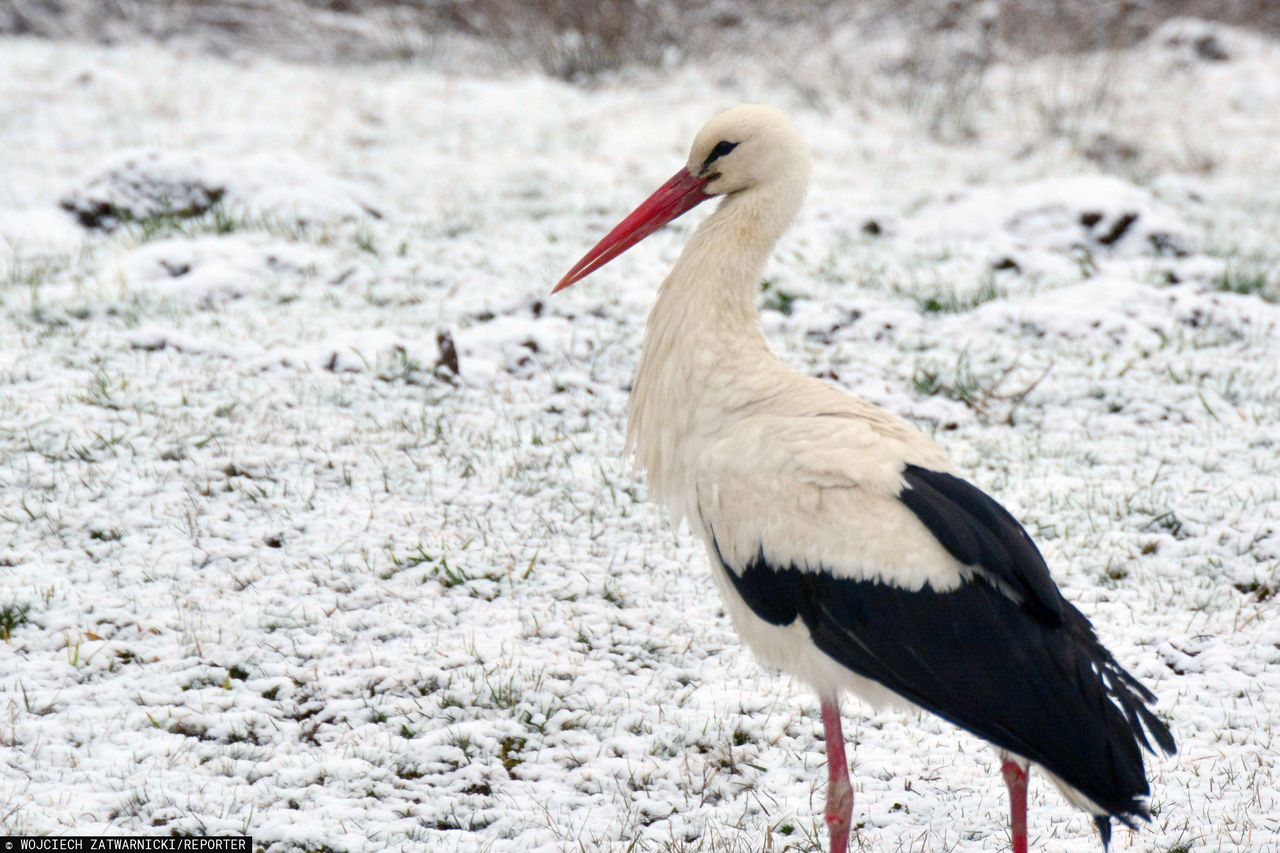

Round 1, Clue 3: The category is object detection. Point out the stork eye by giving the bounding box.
[701,140,739,173]
[711,140,738,159]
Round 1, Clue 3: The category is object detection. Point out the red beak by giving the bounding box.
[552,168,711,294]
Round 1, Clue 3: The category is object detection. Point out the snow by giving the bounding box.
[898,175,1198,259]
[1,23,1279,853]
[957,275,1264,349]
[59,149,382,230]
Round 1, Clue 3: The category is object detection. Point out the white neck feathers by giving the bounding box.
[626,174,807,523]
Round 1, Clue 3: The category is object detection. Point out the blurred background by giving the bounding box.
[6,0,1280,166]
[4,1,1280,71]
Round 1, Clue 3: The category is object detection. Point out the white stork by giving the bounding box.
[551,105,1174,852]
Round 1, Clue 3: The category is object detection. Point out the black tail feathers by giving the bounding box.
[1094,816,1112,850]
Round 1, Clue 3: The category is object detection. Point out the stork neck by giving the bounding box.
[653,182,801,337]
[627,180,804,522]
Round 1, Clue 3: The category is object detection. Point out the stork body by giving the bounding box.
[553,105,1174,852]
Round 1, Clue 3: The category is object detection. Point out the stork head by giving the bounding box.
[553,104,809,293]
[685,104,809,197]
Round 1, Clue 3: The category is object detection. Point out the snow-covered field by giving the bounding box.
[2,20,1279,852]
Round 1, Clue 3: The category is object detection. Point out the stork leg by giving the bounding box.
[820,698,854,853]
[1001,759,1029,853]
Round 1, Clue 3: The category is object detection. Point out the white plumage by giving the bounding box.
[553,104,1173,853]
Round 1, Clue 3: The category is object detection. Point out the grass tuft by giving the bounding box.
[119,204,314,244]
[912,351,1052,424]
[437,558,472,588]
[760,280,797,315]
[1214,261,1277,302]
[499,735,527,774]
[1,602,32,641]
[914,274,1002,314]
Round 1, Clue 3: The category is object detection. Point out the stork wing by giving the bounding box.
[694,415,1175,821]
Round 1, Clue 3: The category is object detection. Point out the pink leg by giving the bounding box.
[1001,760,1029,853]
[821,698,854,853]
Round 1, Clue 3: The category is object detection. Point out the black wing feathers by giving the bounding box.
[900,465,1063,624]
[726,545,798,626]
[713,465,1174,824]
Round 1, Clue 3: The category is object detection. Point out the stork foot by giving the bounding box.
[821,698,853,853]
[1001,759,1029,853]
